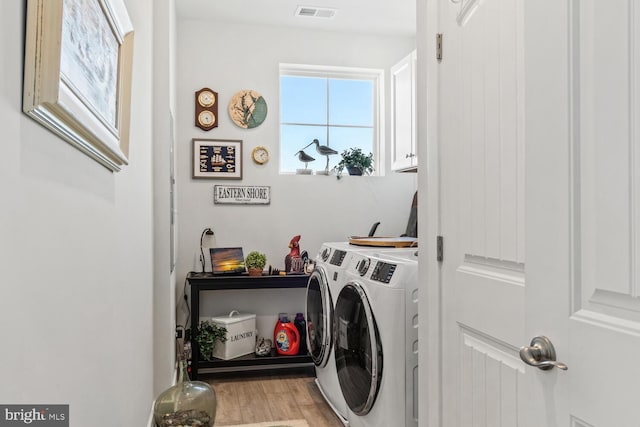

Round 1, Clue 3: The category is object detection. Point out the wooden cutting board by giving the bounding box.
[348,236,418,247]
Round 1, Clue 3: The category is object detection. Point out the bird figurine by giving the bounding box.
[284,235,304,273]
[303,139,338,173]
[294,150,315,169]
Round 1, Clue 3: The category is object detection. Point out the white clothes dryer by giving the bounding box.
[306,242,356,426]
[334,251,419,427]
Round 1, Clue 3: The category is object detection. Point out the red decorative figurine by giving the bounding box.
[285,235,304,273]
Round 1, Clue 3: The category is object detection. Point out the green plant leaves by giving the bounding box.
[194,321,227,361]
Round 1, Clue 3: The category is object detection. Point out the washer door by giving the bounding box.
[334,281,382,416]
[305,267,333,367]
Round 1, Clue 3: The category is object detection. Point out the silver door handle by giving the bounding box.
[519,336,568,371]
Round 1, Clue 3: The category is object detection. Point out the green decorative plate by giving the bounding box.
[228,89,268,129]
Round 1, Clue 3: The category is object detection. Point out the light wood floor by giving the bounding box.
[204,371,344,427]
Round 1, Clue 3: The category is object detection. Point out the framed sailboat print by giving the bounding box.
[192,139,243,179]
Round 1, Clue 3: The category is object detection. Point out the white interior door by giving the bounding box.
[437,0,528,425]
[433,0,640,425]
[525,1,640,425]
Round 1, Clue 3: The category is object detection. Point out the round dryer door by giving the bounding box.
[305,268,333,367]
[334,282,382,416]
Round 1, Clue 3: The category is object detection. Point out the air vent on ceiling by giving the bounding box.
[295,6,337,19]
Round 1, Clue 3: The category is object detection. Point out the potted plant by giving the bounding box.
[194,320,227,361]
[245,251,267,276]
[333,147,374,178]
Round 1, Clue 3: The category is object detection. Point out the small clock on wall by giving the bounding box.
[195,88,218,131]
[251,146,270,165]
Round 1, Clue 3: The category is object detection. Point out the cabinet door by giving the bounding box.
[391,50,417,171]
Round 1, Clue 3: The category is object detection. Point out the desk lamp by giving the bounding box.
[200,227,214,273]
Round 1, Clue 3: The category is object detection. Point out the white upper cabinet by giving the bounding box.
[390,50,417,172]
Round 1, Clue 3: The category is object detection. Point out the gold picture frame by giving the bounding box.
[23,0,134,172]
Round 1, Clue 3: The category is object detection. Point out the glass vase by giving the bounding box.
[153,359,217,427]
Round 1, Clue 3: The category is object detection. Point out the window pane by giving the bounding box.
[281,124,327,172]
[329,79,373,126]
[280,76,327,124]
[327,127,374,171]
[281,125,375,173]
[279,65,380,174]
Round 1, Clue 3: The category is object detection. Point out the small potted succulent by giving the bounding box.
[245,251,267,276]
[194,320,227,361]
[333,147,374,179]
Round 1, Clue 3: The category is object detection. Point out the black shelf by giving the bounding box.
[189,349,313,374]
[186,271,312,379]
[187,272,309,290]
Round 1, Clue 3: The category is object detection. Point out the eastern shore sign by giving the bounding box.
[214,185,271,205]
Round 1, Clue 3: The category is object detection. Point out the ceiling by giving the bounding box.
[175,0,416,37]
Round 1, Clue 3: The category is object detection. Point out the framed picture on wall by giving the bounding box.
[192,138,243,179]
[22,0,134,172]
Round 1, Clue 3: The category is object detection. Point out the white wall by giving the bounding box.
[0,1,155,425]
[153,0,179,397]
[175,20,417,326]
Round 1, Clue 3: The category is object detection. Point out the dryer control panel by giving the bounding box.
[356,258,371,276]
[371,262,397,283]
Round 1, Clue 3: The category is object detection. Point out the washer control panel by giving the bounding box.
[371,262,397,283]
[330,249,347,266]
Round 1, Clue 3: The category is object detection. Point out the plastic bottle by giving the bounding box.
[294,313,307,355]
[274,313,300,356]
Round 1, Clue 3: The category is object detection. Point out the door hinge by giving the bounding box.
[436,33,443,62]
[437,235,444,262]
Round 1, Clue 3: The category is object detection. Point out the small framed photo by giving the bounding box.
[192,138,243,179]
[210,247,246,275]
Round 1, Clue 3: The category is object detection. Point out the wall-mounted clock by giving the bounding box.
[195,88,218,131]
[228,89,267,129]
[251,146,270,165]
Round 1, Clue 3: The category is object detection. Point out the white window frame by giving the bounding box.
[279,63,385,175]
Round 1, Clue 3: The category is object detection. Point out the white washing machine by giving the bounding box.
[306,242,356,426]
[333,250,419,427]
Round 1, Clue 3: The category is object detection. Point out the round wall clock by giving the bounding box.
[228,89,268,129]
[195,87,218,131]
[251,146,270,164]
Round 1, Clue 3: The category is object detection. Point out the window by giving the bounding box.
[279,64,383,174]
